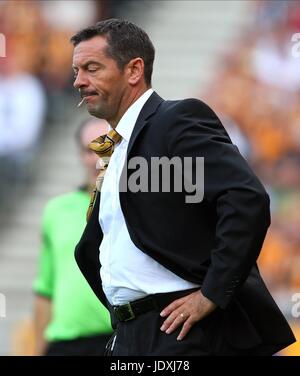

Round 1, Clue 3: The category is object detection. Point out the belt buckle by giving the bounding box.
[114,302,135,322]
[124,302,135,321]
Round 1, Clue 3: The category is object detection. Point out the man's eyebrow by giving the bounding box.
[72,61,104,70]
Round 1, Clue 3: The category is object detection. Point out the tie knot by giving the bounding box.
[89,129,122,157]
[106,129,122,144]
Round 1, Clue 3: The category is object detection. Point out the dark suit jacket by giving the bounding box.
[75,92,295,354]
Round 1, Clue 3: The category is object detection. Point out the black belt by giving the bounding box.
[110,287,200,323]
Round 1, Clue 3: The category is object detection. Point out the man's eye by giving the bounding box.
[88,68,97,73]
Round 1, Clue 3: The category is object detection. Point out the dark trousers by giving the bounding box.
[108,289,275,356]
[112,309,213,356]
[111,310,256,356]
[109,289,224,356]
[45,334,112,356]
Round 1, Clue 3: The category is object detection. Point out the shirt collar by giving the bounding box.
[114,88,154,142]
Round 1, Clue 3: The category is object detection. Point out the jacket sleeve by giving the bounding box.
[167,98,271,309]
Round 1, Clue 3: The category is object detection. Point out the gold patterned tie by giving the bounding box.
[89,129,122,157]
[86,129,122,222]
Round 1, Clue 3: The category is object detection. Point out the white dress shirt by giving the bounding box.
[99,88,199,305]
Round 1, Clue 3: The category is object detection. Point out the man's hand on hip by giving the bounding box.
[160,290,217,341]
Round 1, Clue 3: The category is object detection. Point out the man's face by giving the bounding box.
[72,35,127,121]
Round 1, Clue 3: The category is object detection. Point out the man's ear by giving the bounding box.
[127,58,145,86]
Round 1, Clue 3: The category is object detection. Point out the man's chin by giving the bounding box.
[86,105,97,115]
[86,104,103,118]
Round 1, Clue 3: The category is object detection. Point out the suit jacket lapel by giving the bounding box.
[127,91,164,157]
[74,191,107,305]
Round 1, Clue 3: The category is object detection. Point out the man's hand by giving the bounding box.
[160,289,217,341]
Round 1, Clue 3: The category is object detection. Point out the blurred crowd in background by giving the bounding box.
[0,0,299,355]
[203,0,300,300]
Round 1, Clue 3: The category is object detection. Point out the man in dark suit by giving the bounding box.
[71,19,295,355]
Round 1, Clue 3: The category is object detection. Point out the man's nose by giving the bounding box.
[73,70,88,89]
